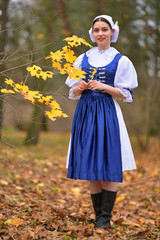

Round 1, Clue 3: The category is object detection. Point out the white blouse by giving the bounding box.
[65,47,138,102]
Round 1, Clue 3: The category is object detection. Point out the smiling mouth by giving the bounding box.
[98,39,105,42]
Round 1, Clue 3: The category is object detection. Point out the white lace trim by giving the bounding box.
[69,86,80,100]
[116,87,133,103]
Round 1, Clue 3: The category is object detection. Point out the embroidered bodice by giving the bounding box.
[65,47,138,102]
[82,53,122,87]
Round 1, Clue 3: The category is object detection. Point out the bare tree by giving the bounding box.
[97,0,105,15]
[0,0,10,138]
[57,0,71,36]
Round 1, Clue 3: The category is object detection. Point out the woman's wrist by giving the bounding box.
[103,84,126,100]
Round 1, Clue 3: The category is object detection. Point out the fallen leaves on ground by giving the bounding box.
[0,132,159,240]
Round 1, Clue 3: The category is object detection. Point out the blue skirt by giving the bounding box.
[67,90,123,182]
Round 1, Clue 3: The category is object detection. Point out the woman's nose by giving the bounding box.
[98,30,103,35]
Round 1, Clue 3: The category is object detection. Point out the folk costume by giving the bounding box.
[65,15,138,229]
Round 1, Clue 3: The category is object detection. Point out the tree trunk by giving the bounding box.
[25,0,55,145]
[0,0,10,138]
[24,103,45,145]
[57,0,71,36]
[97,0,105,15]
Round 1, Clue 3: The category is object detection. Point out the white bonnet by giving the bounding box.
[89,15,119,43]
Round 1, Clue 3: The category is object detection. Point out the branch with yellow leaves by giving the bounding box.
[1,35,93,122]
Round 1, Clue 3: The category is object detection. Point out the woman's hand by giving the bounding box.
[73,81,88,96]
[78,80,89,91]
[88,80,105,91]
[89,80,126,100]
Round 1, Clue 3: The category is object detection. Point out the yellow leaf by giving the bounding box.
[139,217,145,224]
[71,187,80,197]
[55,187,61,192]
[116,193,127,202]
[123,221,140,227]
[26,65,42,78]
[82,203,90,207]
[0,180,8,186]
[87,223,94,228]
[5,78,14,86]
[64,35,92,48]
[38,183,45,187]
[47,50,64,62]
[129,201,138,207]
[49,100,61,109]
[69,68,86,80]
[96,229,104,234]
[15,175,21,179]
[15,186,23,190]
[39,71,53,80]
[37,33,44,39]
[45,108,68,122]
[65,49,77,63]
[52,61,62,70]
[5,217,24,227]
[1,89,15,94]
[90,68,97,80]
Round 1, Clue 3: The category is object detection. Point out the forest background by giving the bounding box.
[0,1,160,239]
[0,0,160,147]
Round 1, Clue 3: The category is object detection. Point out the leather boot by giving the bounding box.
[91,192,102,227]
[95,189,117,229]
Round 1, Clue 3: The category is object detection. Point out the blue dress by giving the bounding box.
[67,53,124,182]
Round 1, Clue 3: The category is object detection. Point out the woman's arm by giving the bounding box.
[88,80,126,100]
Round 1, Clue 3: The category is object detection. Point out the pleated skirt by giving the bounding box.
[67,90,136,182]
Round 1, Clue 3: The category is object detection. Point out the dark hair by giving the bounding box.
[92,17,112,29]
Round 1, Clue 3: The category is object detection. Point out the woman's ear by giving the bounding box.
[111,29,115,36]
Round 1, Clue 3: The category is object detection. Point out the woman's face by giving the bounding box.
[92,21,114,49]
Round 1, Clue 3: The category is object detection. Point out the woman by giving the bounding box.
[65,15,138,229]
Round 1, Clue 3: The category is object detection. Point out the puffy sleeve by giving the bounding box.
[65,53,84,100]
[114,56,138,103]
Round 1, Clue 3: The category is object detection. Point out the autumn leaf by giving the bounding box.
[45,109,68,121]
[83,223,94,236]
[39,71,53,80]
[27,65,42,78]
[68,68,86,80]
[0,135,159,239]
[64,49,77,63]
[0,180,8,186]
[37,33,44,39]
[46,49,64,62]
[64,35,92,48]
[90,68,97,80]
[116,193,127,202]
[115,217,124,225]
[5,217,24,227]
[1,89,15,94]
[5,78,14,86]
[71,187,80,197]
[52,61,61,69]
[3,78,67,121]
[27,65,53,80]
[52,62,69,75]
[49,100,61,109]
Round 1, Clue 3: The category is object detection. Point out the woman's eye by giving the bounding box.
[93,28,108,33]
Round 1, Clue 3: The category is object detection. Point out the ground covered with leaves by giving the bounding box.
[0,131,159,240]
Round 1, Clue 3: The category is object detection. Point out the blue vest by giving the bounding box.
[82,53,123,87]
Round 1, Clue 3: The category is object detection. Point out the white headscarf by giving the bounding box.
[89,15,119,43]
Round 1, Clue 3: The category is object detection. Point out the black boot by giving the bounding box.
[91,192,102,227]
[95,189,117,229]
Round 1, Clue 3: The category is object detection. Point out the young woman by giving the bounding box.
[65,15,138,229]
